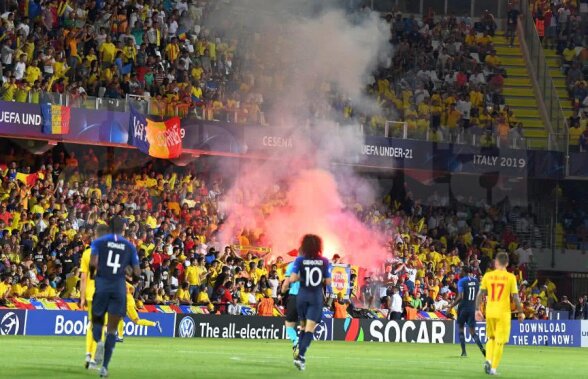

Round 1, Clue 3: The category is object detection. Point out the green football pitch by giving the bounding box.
[0,337,586,378]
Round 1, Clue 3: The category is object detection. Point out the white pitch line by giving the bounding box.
[185,351,543,368]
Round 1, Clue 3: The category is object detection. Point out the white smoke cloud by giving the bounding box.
[212,0,395,267]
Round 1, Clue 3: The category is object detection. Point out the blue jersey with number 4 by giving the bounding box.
[457,276,479,311]
[291,256,331,295]
[91,233,139,289]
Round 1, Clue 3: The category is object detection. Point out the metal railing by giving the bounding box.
[519,0,569,152]
[22,91,266,124]
[355,120,562,149]
[11,90,562,150]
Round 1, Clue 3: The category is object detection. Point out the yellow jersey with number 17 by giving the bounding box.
[80,247,95,302]
[480,270,518,318]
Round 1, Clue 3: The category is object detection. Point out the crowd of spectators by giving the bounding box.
[530,1,588,149]
[0,0,264,122]
[0,1,531,147]
[360,7,526,148]
[0,143,583,320]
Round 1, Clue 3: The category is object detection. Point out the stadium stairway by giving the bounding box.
[544,49,574,121]
[495,33,547,149]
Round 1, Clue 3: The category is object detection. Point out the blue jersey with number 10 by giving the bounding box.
[91,233,139,289]
[291,256,331,294]
[457,276,479,311]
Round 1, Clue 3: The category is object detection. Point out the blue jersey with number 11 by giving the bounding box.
[91,233,139,288]
[457,276,479,311]
[291,256,331,294]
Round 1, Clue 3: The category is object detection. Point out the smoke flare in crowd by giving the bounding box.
[214,1,393,268]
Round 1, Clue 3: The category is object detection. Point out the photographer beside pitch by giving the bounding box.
[475,252,525,376]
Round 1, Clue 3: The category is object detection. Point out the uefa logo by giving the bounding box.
[178,317,195,338]
[0,312,20,335]
[313,320,328,341]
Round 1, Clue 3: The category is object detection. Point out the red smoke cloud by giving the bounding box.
[219,167,390,269]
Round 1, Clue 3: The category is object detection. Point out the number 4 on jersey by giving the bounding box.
[107,250,121,275]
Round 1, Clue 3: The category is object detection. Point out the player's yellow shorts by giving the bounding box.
[486,314,511,344]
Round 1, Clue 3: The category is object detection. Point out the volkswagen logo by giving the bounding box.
[0,312,20,335]
[178,316,195,338]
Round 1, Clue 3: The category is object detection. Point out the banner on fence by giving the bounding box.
[2,309,588,347]
[175,314,332,341]
[332,319,454,343]
[25,310,175,337]
[456,320,581,347]
[0,309,27,335]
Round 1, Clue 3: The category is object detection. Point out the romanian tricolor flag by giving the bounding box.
[178,32,187,41]
[15,171,44,186]
[128,107,182,159]
[41,103,71,134]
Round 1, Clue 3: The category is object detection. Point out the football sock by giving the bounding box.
[137,319,157,327]
[492,342,504,369]
[286,326,298,346]
[92,323,103,344]
[472,332,485,353]
[298,331,313,358]
[486,337,495,365]
[459,330,466,354]
[117,320,124,338]
[103,332,117,369]
[86,327,96,357]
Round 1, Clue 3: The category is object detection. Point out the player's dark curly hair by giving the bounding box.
[299,234,322,259]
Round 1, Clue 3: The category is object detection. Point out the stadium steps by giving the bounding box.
[543,48,575,120]
[494,35,548,148]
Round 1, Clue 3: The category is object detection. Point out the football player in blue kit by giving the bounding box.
[288,234,331,371]
[90,217,141,377]
[448,266,486,357]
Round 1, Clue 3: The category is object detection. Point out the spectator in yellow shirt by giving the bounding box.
[175,282,192,305]
[0,275,12,299]
[562,44,576,67]
[99,36,117,64]
[476,31,493,46]
[165,37,180,63]
[11,278,28,297]
[444,103,462,141]
[14,82,30,103]
[2,76,17,101]
[485,50,502,70]
[24,58,41,84]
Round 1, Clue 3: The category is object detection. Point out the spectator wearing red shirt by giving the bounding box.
[151,250,164,274]
[0,205,12,225]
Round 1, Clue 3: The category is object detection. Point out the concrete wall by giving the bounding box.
[534,248,588,273]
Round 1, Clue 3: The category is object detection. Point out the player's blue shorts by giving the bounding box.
[457,309,476,328]
[296,291,323,323]
[92,282,127,318]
